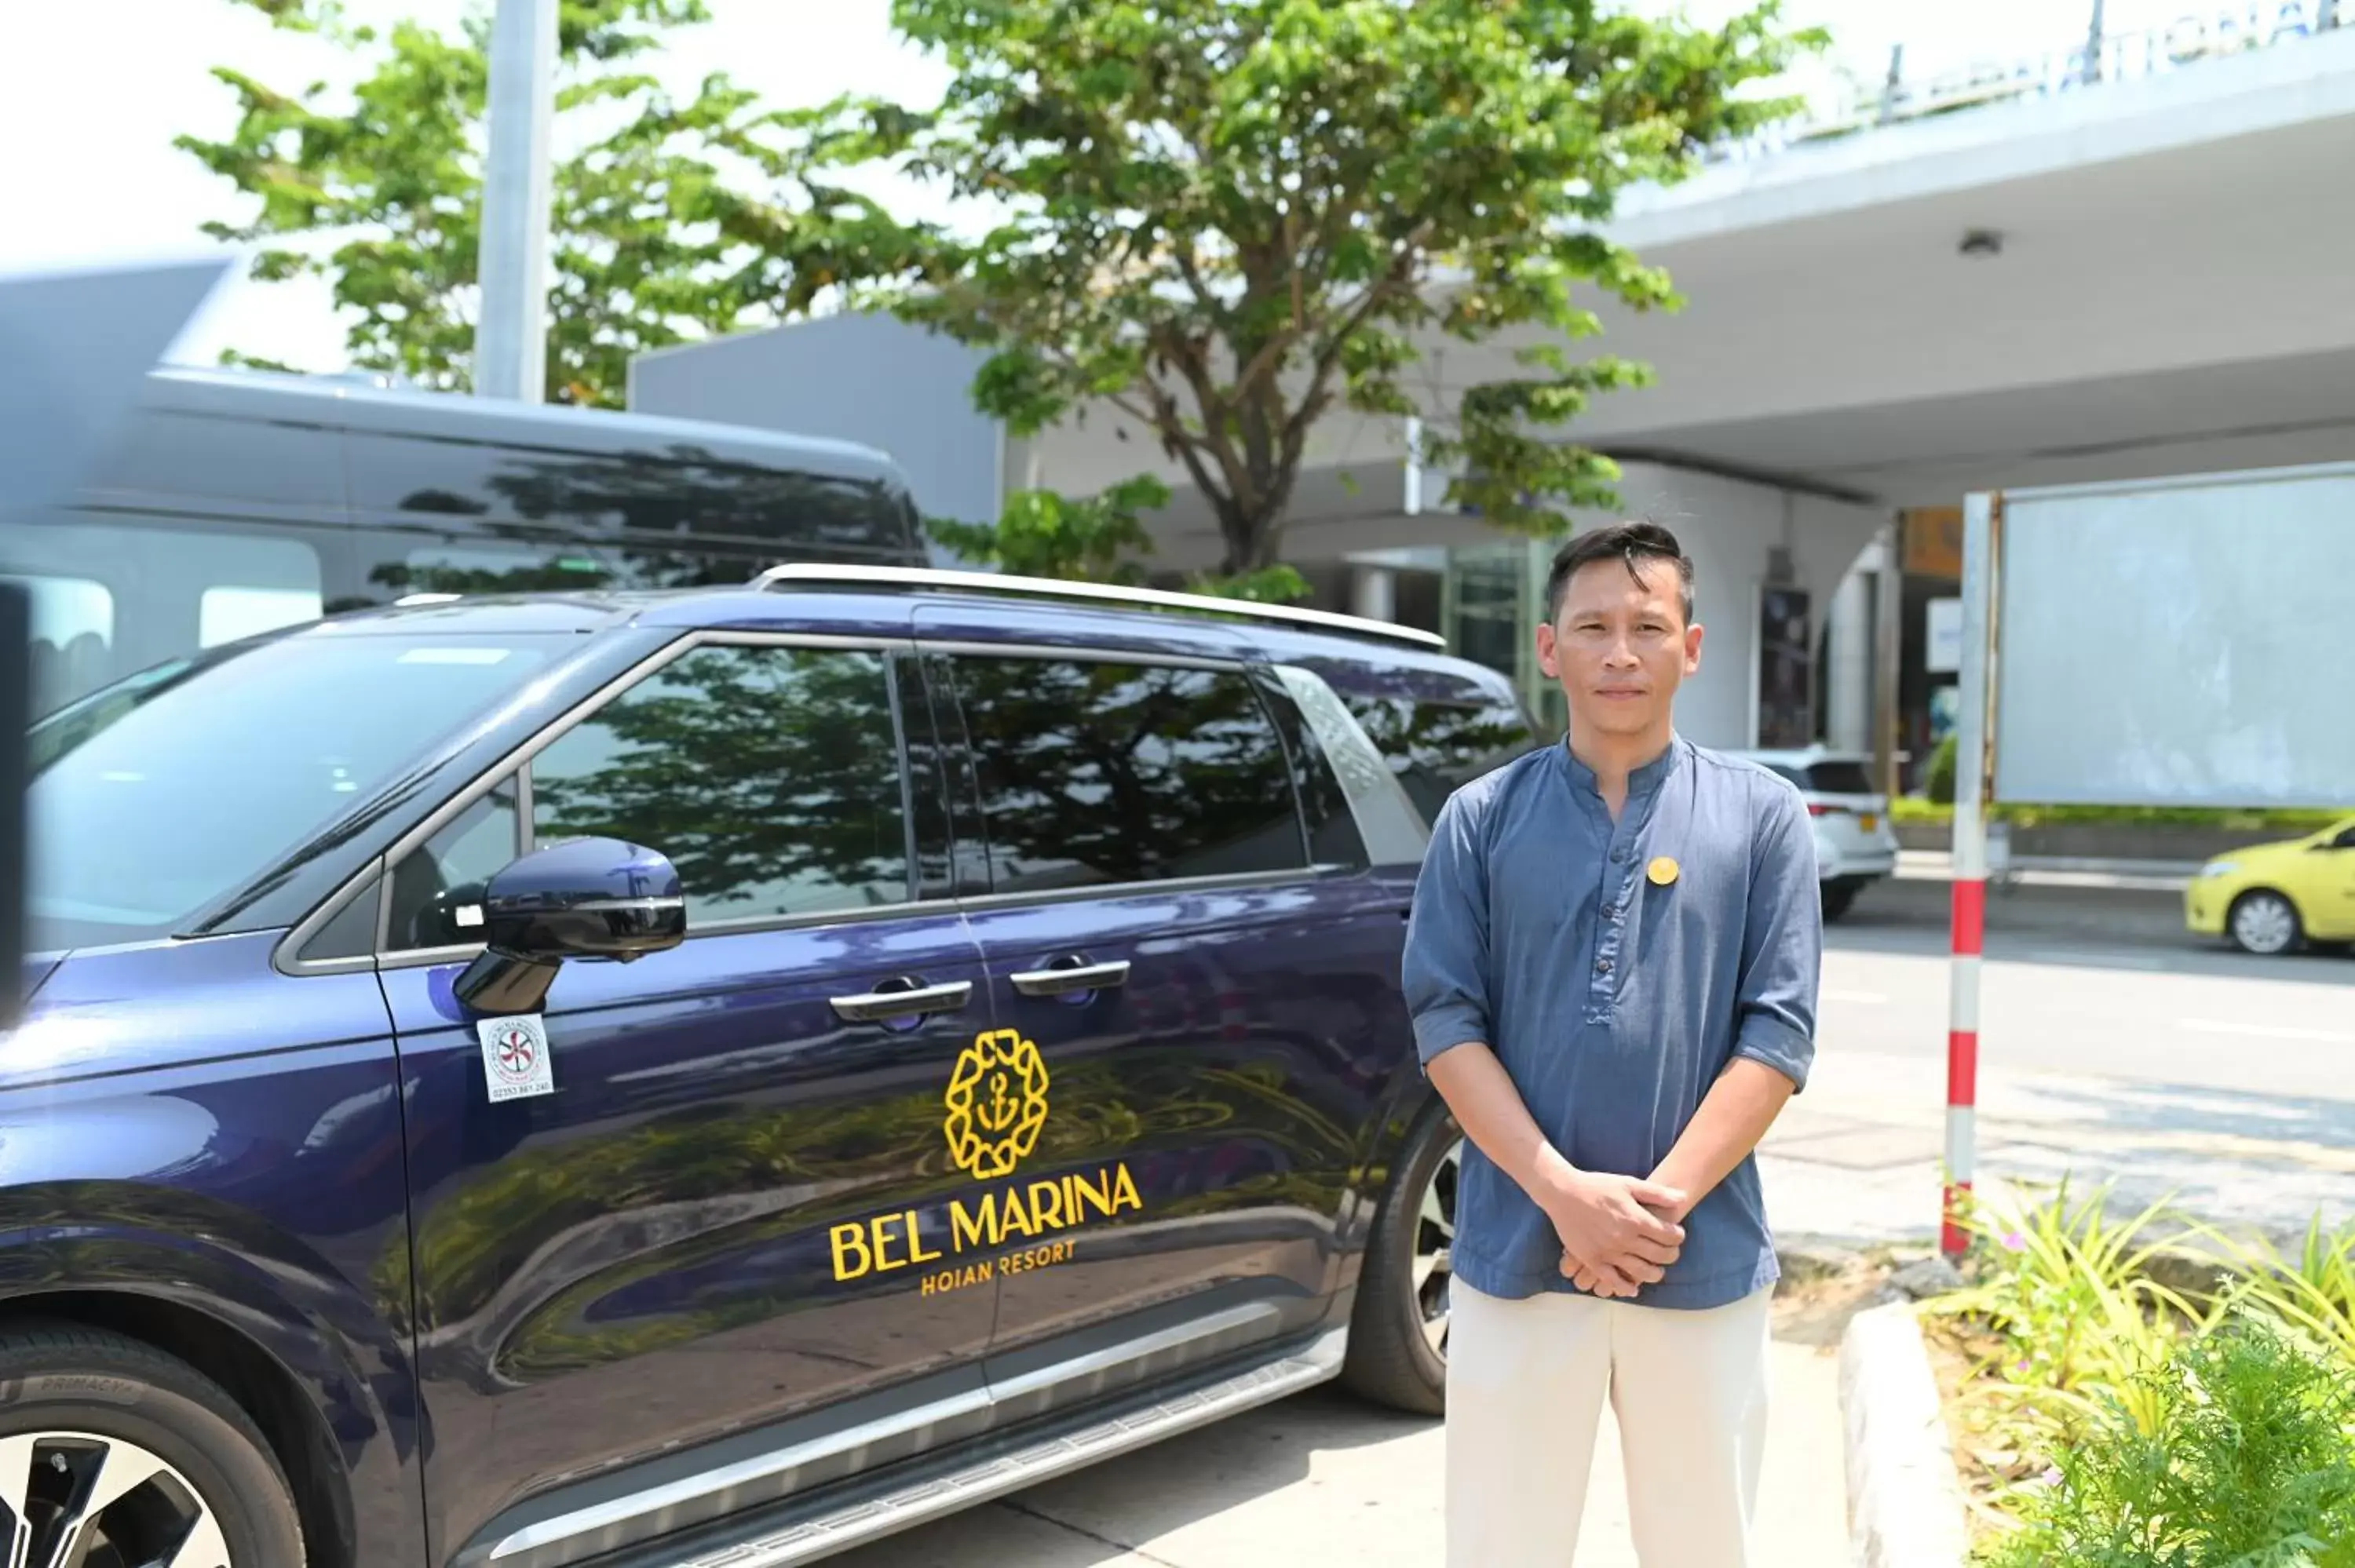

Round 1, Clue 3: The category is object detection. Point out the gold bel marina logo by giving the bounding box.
[826,1026,1142,1290]
[943,1028,1050,1179]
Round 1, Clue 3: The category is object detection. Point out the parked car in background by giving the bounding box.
[2186,816,2355,955]
[0,365,932,720]
[5,566,1506,1568]
[1729,746,1900,920]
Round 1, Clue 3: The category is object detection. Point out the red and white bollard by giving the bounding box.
[1943,490,1998,1260]
[1943,860,1984,1257]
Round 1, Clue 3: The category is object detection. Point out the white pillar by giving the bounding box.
[1827,560,1873,753]
[476,0,560,403]
[1351,565,1397,622]
[1402,414,1424,516]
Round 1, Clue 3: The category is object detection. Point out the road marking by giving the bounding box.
[2031,949,2171,972]
[1821,988,1888,1005]
[2178,1018,2355,1045]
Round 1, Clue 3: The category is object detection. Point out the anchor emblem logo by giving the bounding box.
[943,1029,1050,1179]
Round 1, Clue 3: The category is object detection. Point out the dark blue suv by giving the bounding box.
[7,566,1536,1568]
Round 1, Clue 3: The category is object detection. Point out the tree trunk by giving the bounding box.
[1211,469,1295,576]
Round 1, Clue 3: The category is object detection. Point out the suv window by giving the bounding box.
[947,655,1306,894]
[1786,760,1876,796]
[526,644,912,925]
[8,520,327,715]
[385,782,522,951]
[1338,693,1539,825]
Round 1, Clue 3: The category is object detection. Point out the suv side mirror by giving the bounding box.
[454,836,685,1015]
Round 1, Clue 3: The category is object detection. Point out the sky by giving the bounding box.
[0,0,2214,377]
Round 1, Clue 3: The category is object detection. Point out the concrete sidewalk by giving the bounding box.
[830,1316,1852,1567]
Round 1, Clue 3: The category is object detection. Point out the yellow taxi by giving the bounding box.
[2187,817,2355,954]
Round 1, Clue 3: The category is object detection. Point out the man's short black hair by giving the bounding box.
[1543,521,1696,627]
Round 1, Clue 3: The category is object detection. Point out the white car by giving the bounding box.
[1729,746,1900,921]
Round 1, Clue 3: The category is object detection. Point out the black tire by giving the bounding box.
[1341,1103,1461,1416]
[0,1321,306,1566]
[1820,880,1859,922]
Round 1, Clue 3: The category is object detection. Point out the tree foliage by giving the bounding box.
[179,0,916,406]
[922,475,1309,601]
[790,0,1824,573]
[925,476,1167,585]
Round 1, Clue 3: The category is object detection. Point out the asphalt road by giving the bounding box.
[1771,870,2355,1249]
[817,870,2346,1568]
[1824,872,2354,1098]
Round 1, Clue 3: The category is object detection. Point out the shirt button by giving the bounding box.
[1612,848,1630,863]
[1596,958,1614,975]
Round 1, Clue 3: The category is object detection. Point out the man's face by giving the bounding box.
[1535,557,1704,738]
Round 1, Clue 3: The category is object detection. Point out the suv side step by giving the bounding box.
[646,1326,1347,1568]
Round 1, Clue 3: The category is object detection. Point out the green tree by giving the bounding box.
[179,0,908,406]
[923,475,1310,601]
[925,476,1167,585]
[787,0,1822,575]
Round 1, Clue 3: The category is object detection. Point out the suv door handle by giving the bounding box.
[1008,959,1131,997]
[828,979,973,1023]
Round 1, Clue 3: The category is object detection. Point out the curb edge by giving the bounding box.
[1838,1298,1973,1568]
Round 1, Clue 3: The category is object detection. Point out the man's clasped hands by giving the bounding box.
[1540,1168,1690,1300]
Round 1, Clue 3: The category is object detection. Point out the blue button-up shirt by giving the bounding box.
[1402,733,1820,1310]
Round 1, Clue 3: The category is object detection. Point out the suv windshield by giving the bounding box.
[27,630,564,952]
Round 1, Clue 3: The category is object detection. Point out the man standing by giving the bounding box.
[1404,521,1821,1566]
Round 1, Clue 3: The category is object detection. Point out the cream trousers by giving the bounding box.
[1444,1278,1773,1567]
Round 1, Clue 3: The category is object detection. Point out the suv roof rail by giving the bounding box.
[754,563,1449,651]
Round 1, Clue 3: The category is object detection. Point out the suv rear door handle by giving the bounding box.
[828,979,974,1023]
[1008,959,1131,997]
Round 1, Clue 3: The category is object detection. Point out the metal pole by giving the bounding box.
[476,0,560,403]
[1943,491,1999,1257]
[1873,518,1904,799]
[2083,0,2107,84]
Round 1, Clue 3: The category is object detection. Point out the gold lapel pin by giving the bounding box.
[1646,855,1681,887]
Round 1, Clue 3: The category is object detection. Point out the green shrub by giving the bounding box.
[1926,731,1959,804]
[1976,1312,2355,1568]
[1932,1188,2355,1561]
[1890,794,2343,834]
[2216,1216,2355,1369]
[1926,1182,2213,1456]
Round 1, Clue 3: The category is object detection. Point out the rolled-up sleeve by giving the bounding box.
[1733,781,1822,1092]
[1401,790,1493,1068]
